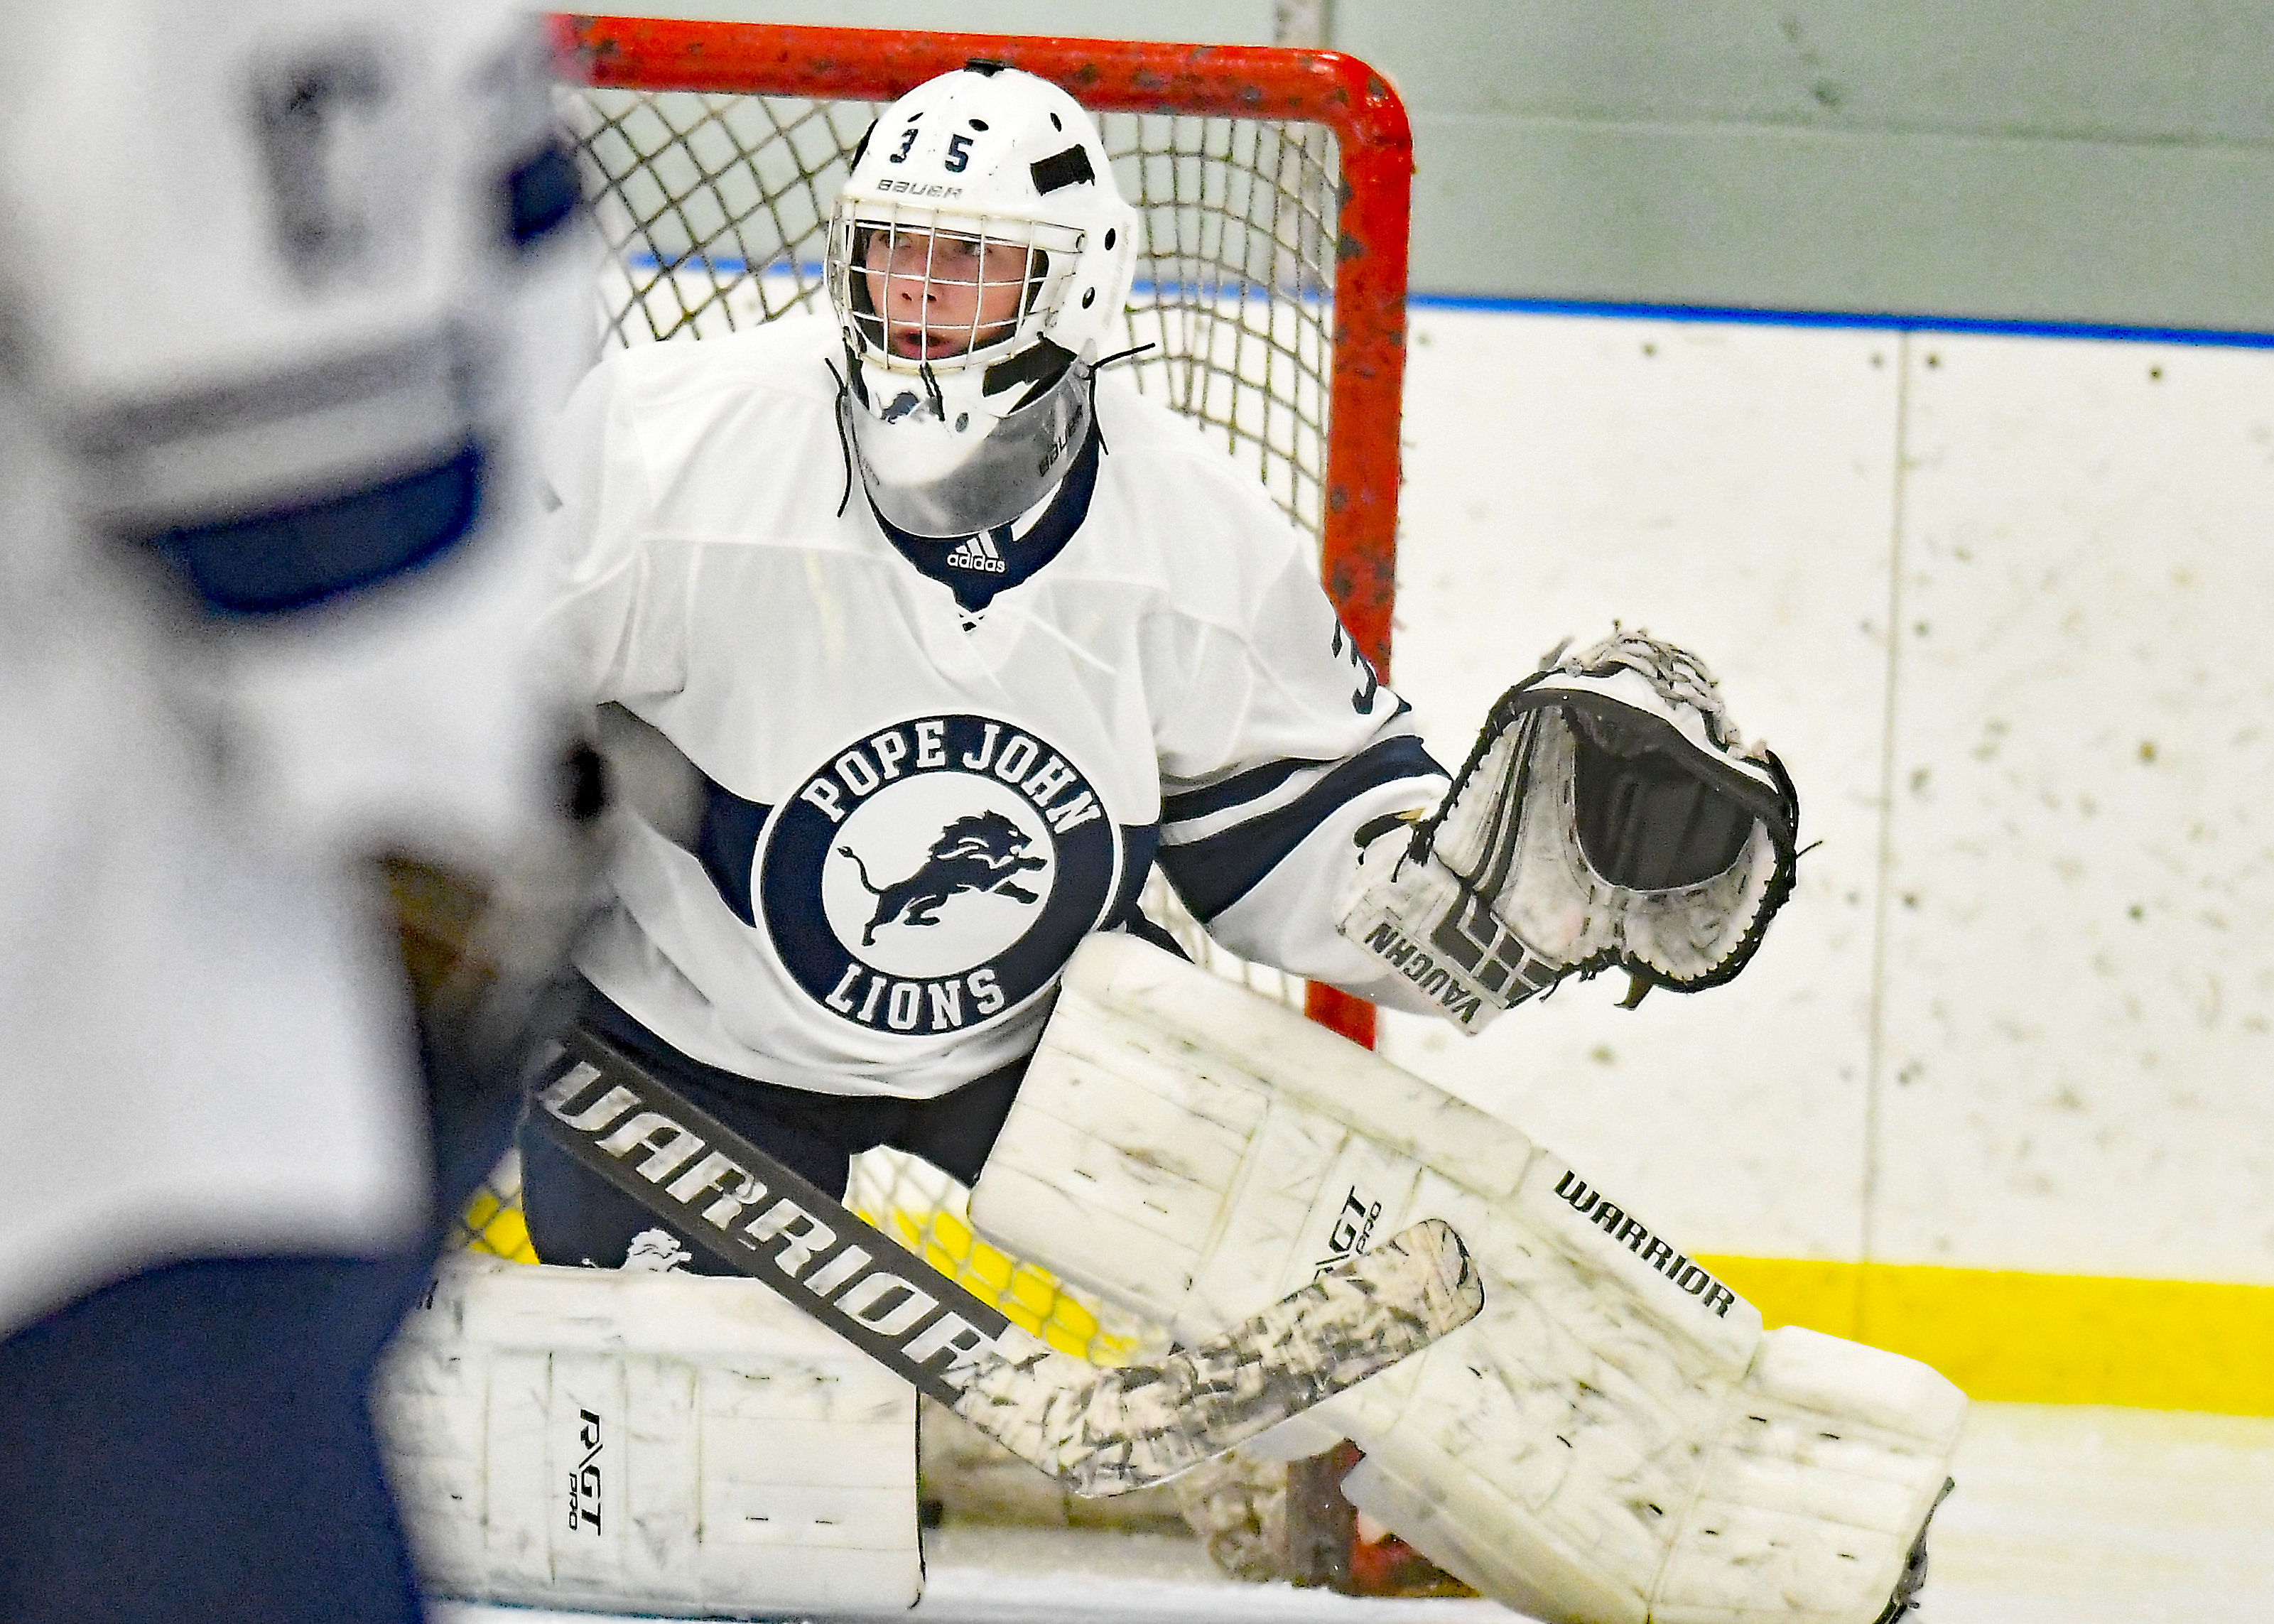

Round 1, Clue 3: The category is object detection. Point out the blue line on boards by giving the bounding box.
[612,254,2274,350]
[1404,292,2274,352]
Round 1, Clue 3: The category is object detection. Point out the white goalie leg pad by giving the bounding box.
[971,934,1965,1624]
[374,1254,919,1618]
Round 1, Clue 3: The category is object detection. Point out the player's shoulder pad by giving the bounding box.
[597,309,843,413]
[1082,370,1310,582]
[1089,370,1264,479]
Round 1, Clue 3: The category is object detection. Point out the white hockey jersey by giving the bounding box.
[543,313,1449,1100]
[0,0,585,1336]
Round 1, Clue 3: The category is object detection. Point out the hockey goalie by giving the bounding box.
[374,57,1960,1624]
[376,60,1490,1616]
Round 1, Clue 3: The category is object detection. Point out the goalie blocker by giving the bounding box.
[1341,629,1799,1029]
[971,935,1964,1624]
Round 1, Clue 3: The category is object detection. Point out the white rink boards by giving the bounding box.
[1874,335,2274,1280]
[1380,305,2274,1289]
[1385,310,1900,1267]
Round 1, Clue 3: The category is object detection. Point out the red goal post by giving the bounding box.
[547,13,1414,1049]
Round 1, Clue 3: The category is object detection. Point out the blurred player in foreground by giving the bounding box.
[0,4,593,1618]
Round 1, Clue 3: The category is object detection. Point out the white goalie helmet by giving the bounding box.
[825,62,1139,537]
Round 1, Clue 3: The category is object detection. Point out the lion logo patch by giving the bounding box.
[759,714,1123,1036]
[840,810,1049,946]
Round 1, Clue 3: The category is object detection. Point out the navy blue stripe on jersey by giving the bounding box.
[697,777,775,927]
[1103,825,1159,934]
[1100,832,1191,959]
[1159,733,1445,921]
[505,139,580,250]
[872,423,1103,614]
[1116,906,1190,960]
[139,441,484,616]
[1161,699,1419,830]
[1161,756,1320,826]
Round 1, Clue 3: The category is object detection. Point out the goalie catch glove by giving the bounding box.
[1338,629,1798,1031]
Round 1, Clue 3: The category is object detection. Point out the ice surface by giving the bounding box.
[434,1402,2274,1624]
[436,1527,1498,1623]
[1910,1403,2274,1624]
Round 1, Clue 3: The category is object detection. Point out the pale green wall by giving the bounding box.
[624,1,2274,329]
[1336,0,2274,328]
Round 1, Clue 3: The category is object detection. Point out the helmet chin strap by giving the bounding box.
[1093,341,1156,370]
[825,357,857,518]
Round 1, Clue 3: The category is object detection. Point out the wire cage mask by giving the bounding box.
[829,200,1084,379]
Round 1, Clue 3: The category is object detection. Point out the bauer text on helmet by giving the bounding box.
[827,64,1138,538]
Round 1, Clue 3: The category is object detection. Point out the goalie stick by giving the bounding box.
[527,1026,1483,1495]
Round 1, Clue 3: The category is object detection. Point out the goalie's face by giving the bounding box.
[860,226,1038,362]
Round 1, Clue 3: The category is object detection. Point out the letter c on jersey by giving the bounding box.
[757,714,1120,1037]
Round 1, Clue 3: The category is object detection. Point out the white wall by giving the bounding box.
[1378,307,2274,1285]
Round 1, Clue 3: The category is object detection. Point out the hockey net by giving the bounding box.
[459,16,1412,1383]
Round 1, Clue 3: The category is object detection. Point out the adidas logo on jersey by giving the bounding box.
[945,532,1009,574]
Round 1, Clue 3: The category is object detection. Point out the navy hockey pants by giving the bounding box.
[520,982,1028,1270]
[0,1253,435,1624]
[0,1014,531,1623]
